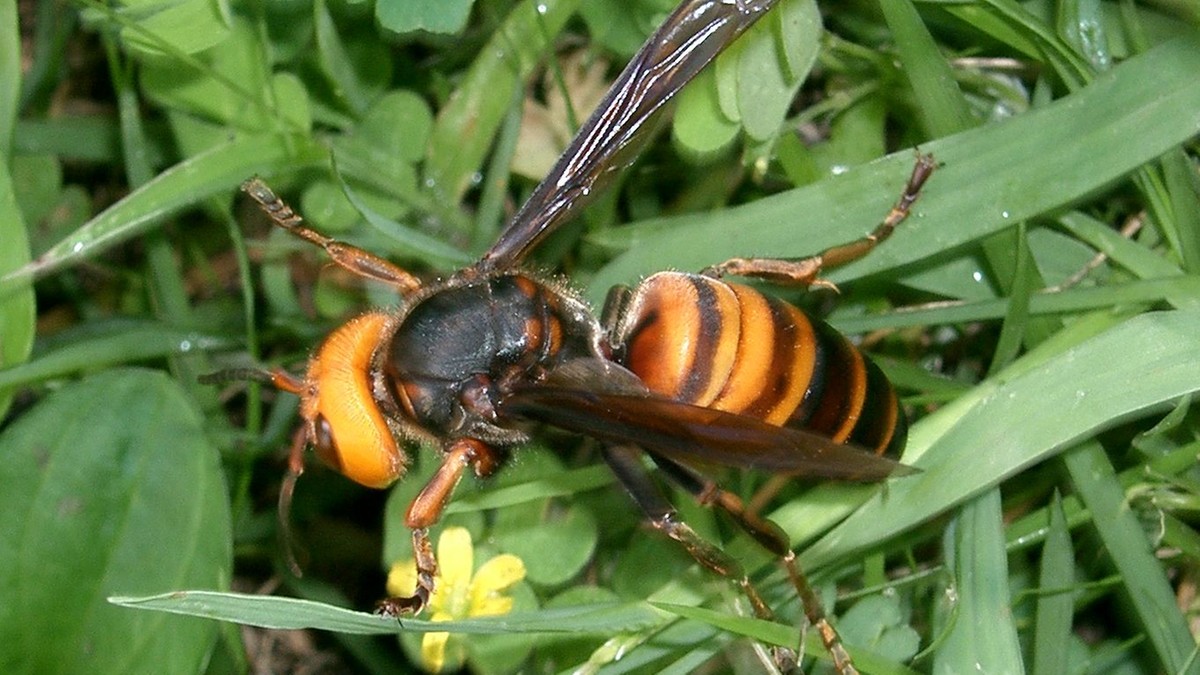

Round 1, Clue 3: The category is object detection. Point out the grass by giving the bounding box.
[2,0,1199,673]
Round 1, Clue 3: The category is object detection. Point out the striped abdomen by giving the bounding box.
[609,271,905,457]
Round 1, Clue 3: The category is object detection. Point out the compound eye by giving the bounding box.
[312,415,343,474]
[311,394,407,489]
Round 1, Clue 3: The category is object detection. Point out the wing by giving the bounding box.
[498,362,913,482]
[476,0,780,273]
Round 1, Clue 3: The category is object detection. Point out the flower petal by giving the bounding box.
[436,527,474,591]
[473,554,526,591]
[472,595,515,617]
[421,631,450,672]
[469,553,525,616]
[386,560,418,598]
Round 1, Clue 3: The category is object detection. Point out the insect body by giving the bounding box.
[385,273,604,446]
[609,271,907,457]
[216,0,937,672]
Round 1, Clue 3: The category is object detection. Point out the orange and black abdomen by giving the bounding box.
[609,271,906,458]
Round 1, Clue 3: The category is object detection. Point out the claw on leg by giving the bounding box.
[376,527,436,617]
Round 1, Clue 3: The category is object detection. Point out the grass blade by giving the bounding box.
[1062,441,1198,674]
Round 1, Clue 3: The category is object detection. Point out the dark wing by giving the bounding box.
[498,361,913,482]
[476,0,780,273]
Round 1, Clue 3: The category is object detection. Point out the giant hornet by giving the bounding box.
[211,0,935,672]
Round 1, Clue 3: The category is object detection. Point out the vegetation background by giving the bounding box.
[1,0,1198,673]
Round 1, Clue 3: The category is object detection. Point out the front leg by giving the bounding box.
[376,438,497,615]
[242,178,423,295]
[703,153,937,290]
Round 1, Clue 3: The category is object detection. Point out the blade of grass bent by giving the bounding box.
[111,591,663,636]
[0,133,326,296]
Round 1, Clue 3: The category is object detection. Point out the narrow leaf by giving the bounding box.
[936,489,1024,674]
[1063,442,1196,673]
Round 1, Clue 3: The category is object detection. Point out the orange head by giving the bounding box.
[294,311,408,488]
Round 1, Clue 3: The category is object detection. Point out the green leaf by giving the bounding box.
[495,505,598,587]
[0,369,231,674]
[0,318,236,391]
[1031,492,1074,675]
[653,602,920,675]
[650,602,794,647]
[673,0,821,154]
[578,0,675,56]
[935,489,1024,673]
[881,0,975,136]
[816,94,887,168]
[775,0,821,79]
[1161,147,1200,273]
[1057,0,1112,72]
[1026,226,1111,287]
[299,179,364,234]
[376,0,474,35]
[0,0,34,418]
[532,587,625,668]
[445,464,614,514]
[1054,211,1181,281]
[356,90,433,165]
[613,531,694,601]
[735,0,819,142]
[139,19,266,129]
[672,66,741,160]
[491,450,600,587]
[269,72,312,135]
[12,153,66,232]
[314,0,375,115]
[334,170,473,267]
[116,0,233,57]
[953,0,1094,89]
[986,224,1038,372]
[830,276,1200,335]
[0,0,17,159]
[839,594,921,664]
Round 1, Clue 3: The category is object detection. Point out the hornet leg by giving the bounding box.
[652,455,859,675]
[602,445,798,671]
[703,153,937,294]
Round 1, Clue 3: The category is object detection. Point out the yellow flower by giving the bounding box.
[387,527,526,672]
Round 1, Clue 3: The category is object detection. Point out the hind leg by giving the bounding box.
[651,455,859,675]
[602,445,798,670]
[703,153,937,294]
